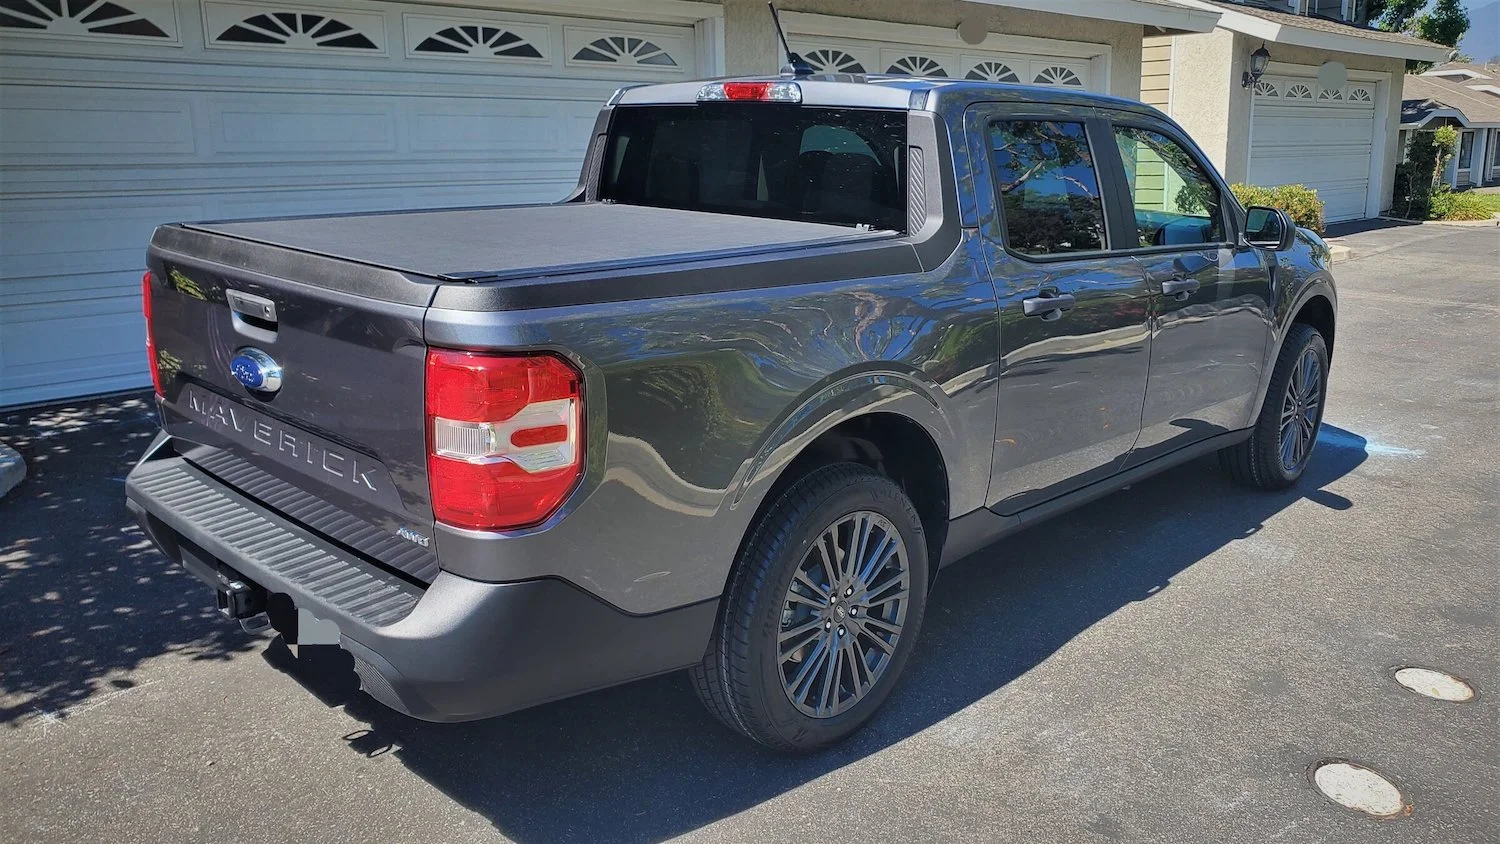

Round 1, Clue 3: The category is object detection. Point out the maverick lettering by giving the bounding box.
[187,389,379,493]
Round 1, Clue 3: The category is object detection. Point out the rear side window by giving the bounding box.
[600,105,907,232]
[988,120,1108,257]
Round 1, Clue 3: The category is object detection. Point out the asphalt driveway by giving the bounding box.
[1,222,1496,843]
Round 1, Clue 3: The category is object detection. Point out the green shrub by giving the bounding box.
[1393,128,1459,220]
[1231,183,1326,234]
[1430,188,1497,221]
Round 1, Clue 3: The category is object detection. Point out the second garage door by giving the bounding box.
[0,0,699,407]
[1248,73,1382,223]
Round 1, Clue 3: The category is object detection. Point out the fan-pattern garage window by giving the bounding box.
[0,0,167,37]
[572,35,676,67]
[414,25,541,58]
[1347,86,1373,102]
[1033,66,1083,87]
[217,11,376,49]
[1254,80,1279,98]
[886,55,946,77]
[965,60,1020,83]
[1285,84,1313,99]
[804,48,864,74]
[1317,87,1343,100]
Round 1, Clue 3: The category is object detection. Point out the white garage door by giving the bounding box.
[0,0,698,407]
[1249,74,1381,223]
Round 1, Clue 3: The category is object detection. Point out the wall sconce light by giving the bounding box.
[1242,45,1272,88]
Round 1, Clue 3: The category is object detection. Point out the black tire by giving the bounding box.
[1219,322,1329,489]
[691,463,929,753]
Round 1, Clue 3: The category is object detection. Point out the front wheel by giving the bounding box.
[1220,322,1329,489]
[691,463,929,752]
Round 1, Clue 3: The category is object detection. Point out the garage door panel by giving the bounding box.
[1,200,208,281]
[1250,76,1381,224]
[0,297,148,402]
[0,90,197,157]
[211,100,399,153]
[0,4,698,407]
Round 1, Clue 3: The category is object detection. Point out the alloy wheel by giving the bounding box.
[777,510,911,718]
[1279,346,1323,471]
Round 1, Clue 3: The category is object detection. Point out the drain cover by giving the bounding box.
[1312,761,1408,817]
[1394,667,1475,702]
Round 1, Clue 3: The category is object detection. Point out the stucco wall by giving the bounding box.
[718,0,1144,98]
[1162,29,1243,178]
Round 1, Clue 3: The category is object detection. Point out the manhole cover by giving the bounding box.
[1312,761,1408,818]
[1394,667,1475,702]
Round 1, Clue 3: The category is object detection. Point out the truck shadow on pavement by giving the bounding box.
[312,426,1368,844]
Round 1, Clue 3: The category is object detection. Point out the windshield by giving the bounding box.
[599,105,908,232]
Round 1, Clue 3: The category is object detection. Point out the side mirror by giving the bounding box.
[1244,205,1296,251]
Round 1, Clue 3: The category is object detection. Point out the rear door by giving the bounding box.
[966,105,1153,515]
[1100,115,1272,466]
[147,225,443,583]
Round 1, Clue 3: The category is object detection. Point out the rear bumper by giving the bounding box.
[125,438,715,722]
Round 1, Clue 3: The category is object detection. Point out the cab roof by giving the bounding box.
[609,74,1161,119]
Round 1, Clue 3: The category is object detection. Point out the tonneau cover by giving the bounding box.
[185,203,883,282]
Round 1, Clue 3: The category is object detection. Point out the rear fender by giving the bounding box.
[731,367,970,516]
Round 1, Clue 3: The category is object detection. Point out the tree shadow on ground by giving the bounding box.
[0,392,256,727]
[278,426,1371,844]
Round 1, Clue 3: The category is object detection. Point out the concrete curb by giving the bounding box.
[1376,215,1500,228]
[1328,244,1354,263]
[0,441,25,500]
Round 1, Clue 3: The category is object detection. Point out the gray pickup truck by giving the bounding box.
[126,73,1335,752]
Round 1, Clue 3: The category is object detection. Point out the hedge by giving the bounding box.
[1230,183,1326,235]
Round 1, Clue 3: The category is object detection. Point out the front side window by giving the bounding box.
[989,120,1108,256]
[1113,126,1225,248]
[1457,131,1475,169]
[600,105,907,232]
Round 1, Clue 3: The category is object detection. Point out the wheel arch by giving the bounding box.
[727,369,969,592]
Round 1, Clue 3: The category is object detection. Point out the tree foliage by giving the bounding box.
[1369,0,1469,48]
[1366,0,1429,30]
[1391,126,1458,220]
[1413,0,1469,48]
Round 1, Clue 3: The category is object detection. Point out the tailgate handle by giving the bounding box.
[227,289,277,323]
[226,289,278,342]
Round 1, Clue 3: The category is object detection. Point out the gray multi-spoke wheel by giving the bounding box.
[1221,322,1329,490]
[691,463,929,752]
[778,511,910,718]
[1279,347,1323,471]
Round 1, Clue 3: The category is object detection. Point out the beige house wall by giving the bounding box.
[1157,29,1246,180]
[719,0,1145,98]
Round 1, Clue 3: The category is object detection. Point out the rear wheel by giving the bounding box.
[692,463,929,752]
[1220,323,1329,489]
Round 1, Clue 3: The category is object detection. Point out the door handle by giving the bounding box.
[1022,292,1077,320]
[1161,277,1200,300]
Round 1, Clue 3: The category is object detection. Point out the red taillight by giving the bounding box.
[696,81,803,103]
[723,82,773,100]
[142,270,163,397]
[425,349,584,531]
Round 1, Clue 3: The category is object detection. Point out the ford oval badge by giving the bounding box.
[229,348,283,394]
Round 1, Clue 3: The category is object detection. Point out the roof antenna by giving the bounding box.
[767,3,813,77]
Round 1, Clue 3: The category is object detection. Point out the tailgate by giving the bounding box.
[147,224,442,583]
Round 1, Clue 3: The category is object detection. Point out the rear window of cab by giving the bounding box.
[600,105,908,233]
